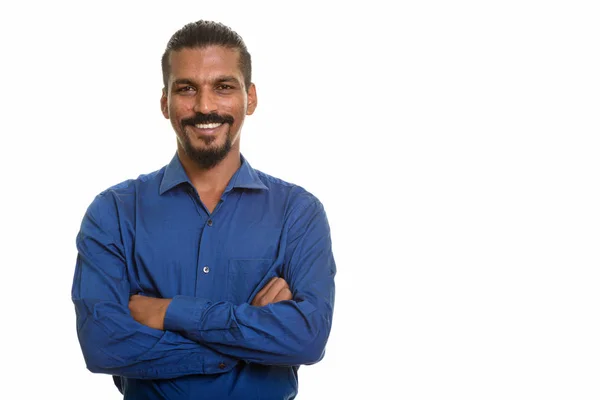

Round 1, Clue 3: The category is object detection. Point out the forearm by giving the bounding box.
[163,284,333,366]
[74,297,238,379]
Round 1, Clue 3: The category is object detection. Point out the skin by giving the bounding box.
[129,45,292,330]
[129,295,171,330]
[160,45,257,212]
[250,277,293,307]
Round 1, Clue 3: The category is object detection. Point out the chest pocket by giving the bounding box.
[227,258,276,304]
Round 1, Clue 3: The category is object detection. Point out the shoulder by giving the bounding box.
[255,169,323,210]
[100,167,165,197]
[252,169,328,230]
[86,166,166,218]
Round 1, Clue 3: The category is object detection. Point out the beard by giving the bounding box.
[179,127,233,169]
[179,112,235,170]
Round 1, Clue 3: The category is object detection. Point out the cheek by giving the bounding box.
[232,105,248,121]
[170,105,191,123]
[220,97,246,114]
[168,106,187,130]
[170,97,195,113]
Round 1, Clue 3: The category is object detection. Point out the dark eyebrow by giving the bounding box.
[173,79,196,87]
[215,76,241,85]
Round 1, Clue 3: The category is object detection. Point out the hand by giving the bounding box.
[129,294,172,330]
[251,277,293,307]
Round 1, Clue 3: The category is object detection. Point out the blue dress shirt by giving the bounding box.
[71,154,336,399]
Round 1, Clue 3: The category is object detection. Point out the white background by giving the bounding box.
[1,0,599,399]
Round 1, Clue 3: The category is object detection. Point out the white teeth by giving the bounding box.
[195,123,222,129]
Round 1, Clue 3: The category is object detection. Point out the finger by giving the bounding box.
[252,277,280,306]
[259,278,288,305]
[272,287,292,303]
[262,277,280,293]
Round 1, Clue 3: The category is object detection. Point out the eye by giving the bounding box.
[177,86,196,94]
[216,84,234,91]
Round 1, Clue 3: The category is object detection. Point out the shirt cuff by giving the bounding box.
[164,295,211,333]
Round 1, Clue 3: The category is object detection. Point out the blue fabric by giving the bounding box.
[71,153,336,399]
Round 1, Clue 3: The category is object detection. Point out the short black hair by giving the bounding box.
[161,20,252,91]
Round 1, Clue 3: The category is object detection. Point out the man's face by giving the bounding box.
[161,46,257,169]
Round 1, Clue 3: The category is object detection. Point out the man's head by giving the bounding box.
[160,21,257,170]
[161,20,252,92]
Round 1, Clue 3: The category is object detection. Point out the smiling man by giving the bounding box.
[72,21,336,400]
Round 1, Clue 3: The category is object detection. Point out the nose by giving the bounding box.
[193,88,218,114]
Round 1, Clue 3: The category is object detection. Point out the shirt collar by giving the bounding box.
[159,153,268,195]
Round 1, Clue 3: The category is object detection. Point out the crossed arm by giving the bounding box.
[129,277,293,330]
[72,194,335,380]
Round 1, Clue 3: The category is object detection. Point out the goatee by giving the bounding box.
[181,132,233,170]
[179,112,235,170]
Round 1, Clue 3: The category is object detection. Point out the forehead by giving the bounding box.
[167,46,242,82]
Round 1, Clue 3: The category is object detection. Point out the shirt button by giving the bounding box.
[203,266,210,274]
[207,219,213,226]
[218,363,226,369]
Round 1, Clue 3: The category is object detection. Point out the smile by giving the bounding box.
[195,123,223,129]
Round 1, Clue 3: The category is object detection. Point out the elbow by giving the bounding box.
[77,324,126,375]
[85,359,107,375]
[285,335,327,366]
[80,343,122,374]
[287,294,334,365]
[299,342,326,365]
[291,317,331,365]
[81,353,107,374]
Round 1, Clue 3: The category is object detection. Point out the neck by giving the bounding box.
[177,147,241,195]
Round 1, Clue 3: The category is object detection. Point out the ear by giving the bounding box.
[160,88,169,119]
[246,83,257,115]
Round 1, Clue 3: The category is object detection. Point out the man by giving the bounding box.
[71,20,336,399]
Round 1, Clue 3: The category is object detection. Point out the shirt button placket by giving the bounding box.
[195,216,215,296]
[202,220,213,276]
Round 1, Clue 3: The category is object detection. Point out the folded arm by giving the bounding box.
[72,195,237,379]
[163,199,337,366]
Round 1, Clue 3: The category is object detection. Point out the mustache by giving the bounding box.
[182,112,234,127]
